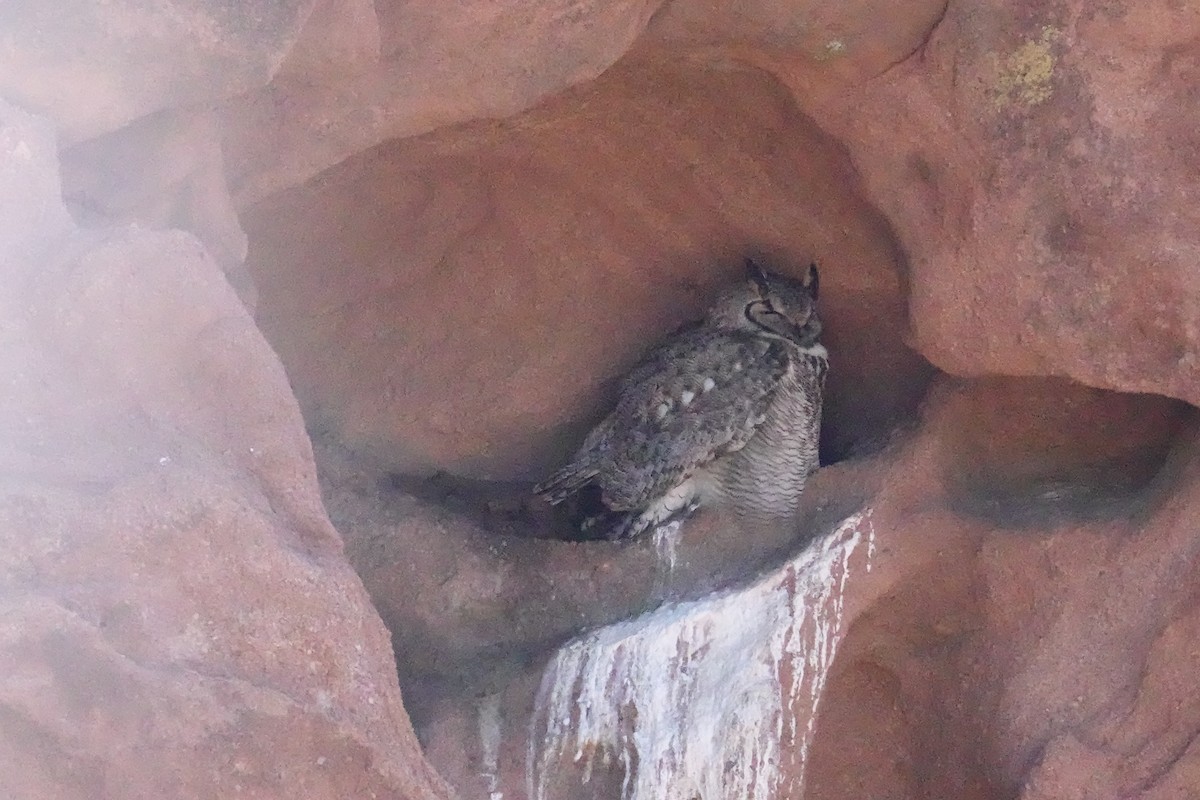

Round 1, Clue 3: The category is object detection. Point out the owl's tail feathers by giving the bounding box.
[533,463,599,504]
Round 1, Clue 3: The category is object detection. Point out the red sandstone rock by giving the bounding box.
[276,0,382,81]
[805,378,1198,798]
[5,1,1200,798]
[805,0,1200,404]
[0,101,450,800]
[0,0,312,144]
[399,377,1197,799]
[221,0,662,205]
[644,0,948,87]
[59,109,252,303]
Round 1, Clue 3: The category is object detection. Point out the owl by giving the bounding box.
[535,259,827,541]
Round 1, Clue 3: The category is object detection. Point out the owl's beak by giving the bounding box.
[794,317,822,345]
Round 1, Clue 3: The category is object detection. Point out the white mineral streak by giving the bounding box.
[866,520,876,573]
[480,692,505,800]
[652,518,683,585]
[528,510,874,800]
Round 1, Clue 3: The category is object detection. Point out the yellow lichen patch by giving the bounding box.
[989,25,1062,111]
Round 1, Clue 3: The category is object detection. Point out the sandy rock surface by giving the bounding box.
[4,0,1200,798]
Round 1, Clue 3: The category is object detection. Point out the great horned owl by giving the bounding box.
[535,259,827,540]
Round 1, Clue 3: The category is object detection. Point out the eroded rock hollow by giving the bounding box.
[3,0,1199,798]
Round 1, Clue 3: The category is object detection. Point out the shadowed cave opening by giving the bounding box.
[938,377,1195,528]
[242,55,936,539]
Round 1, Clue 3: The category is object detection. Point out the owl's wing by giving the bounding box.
[532,416,613,503]
[597,330,789,509]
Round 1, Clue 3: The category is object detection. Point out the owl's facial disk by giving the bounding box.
[744,299,821,345]
[742,261,822,346]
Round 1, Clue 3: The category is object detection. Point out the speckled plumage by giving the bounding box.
[536,261,827,540]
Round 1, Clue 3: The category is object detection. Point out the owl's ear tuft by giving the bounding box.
[803,262,819,301]
[745,258,770,293]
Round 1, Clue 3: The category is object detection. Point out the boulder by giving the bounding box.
[811,0,1200,403]
[0,100,450,800]
[0,0,311,143]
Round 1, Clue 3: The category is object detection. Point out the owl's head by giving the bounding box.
[709,259,823,347]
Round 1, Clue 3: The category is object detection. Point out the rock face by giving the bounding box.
[0,101,451,800]
[401,376,1196,800]
[807,0,1200,403]
[806,379,1198,800]
[221,0,662,205]
[5,1,1200,799]
[0,0,312,144]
